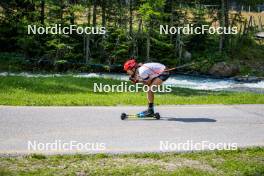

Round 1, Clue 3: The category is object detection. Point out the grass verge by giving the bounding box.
[0,147,263,175]
[0,76,263,106]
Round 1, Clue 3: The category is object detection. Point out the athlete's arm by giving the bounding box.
[129,74,151,85]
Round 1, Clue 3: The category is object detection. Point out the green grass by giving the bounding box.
[0,147,263,175]
[0,76,263,106]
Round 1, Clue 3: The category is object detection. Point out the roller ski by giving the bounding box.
[121,109,161,120]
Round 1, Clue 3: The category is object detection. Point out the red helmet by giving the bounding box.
[123,59,137,71]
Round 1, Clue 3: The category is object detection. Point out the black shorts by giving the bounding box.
[157,72,170,81]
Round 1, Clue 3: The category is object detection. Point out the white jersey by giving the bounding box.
[138,63,166,81]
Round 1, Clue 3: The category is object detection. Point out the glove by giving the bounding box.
[129,76,138,84]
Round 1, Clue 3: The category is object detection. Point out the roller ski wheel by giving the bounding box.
[121,113,127,120]
[154,113,161,120]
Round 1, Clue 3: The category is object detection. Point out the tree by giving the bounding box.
[93,0,97,27]
[69,0,76,24]
[139,0,165,60]
[129,0,133,35]
[102,0,106,27]
[40,0,45,25]
[219,0,226,52]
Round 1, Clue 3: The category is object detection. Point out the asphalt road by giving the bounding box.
[0,105,263,154]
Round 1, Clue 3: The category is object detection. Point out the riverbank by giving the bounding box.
[0,76,263,106]
[0,147,263,175]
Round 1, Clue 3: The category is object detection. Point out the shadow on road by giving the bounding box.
[124,117,217,122]
[163,117,217,122]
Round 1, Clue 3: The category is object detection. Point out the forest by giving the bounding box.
[0,0,264,76]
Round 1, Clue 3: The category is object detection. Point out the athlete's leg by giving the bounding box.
[148,72,170,103]
[139,73,169,117]
[138,78,163,117]
[147,77,163,104]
